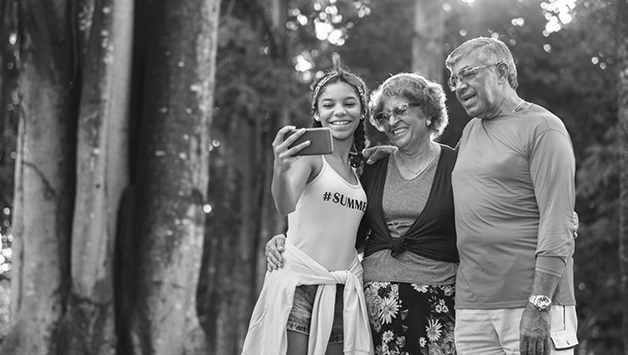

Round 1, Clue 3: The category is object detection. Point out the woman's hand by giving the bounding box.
[272,126,310,174]
[265,234,287,271]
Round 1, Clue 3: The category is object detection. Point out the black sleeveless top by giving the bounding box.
[357,145,459,262]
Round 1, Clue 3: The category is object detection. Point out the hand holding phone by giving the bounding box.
[284,127,333,156]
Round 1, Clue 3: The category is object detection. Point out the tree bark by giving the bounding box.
[4,0,221,353]
[412,0,444,83]
[56,0,133,353]
[127,0,219,354]
[616,1,628,354]
[1,1,78,354]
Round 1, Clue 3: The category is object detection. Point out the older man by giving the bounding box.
[447,37,577,355]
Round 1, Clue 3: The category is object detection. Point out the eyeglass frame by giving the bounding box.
[447,63,500,92]
[372,102,421,127]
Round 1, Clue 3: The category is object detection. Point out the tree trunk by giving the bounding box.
[617,1,628,354]
[56,0,133,353]
[0,0,18,231]
[412,0,444,83]
[4,0,221,353]
[202,1,290,353]
[250,0,290,344]
[0,10,19,344]
[127,0,219,354]
[1,1,78,354]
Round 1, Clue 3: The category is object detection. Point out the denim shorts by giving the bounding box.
[286,284,344,344]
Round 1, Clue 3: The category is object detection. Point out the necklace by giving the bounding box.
[395,145,438,178]
[512,99,525,113]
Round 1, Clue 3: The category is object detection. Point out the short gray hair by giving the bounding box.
[445,37,519,89]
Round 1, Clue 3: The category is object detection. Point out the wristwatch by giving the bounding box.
[529,295,552,311]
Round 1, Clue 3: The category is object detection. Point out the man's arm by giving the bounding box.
[519,271,561,355]
[522,126,576,355]
[363,145,396,165]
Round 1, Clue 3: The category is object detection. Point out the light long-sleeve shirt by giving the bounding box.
[452,103,576,309]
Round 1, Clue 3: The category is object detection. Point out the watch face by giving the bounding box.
[533,296,552,310]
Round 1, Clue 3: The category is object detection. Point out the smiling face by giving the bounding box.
[316,81,363,140]
[450,55,504,119]
[380,95,431,154]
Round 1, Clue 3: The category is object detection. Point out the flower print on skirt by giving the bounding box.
[364,281,456,355]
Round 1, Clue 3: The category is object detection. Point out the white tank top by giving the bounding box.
[287,156,367,271]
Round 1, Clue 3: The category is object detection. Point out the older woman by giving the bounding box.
[357,73,457,355]
[267,73,458,355]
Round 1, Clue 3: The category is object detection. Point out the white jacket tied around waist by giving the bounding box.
[241,240,373,355]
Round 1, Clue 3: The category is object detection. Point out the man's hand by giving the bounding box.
[572,211,579,238]
[520,304,552,355]
[265,234,286,271]
[363,145,396,165]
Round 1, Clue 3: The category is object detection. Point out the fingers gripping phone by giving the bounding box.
[284,127,333,156]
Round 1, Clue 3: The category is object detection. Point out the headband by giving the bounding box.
[311,53,368,116]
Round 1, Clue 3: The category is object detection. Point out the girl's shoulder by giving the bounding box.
[294,155,324,183]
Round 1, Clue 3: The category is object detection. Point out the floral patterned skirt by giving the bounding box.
[363,281,456,355]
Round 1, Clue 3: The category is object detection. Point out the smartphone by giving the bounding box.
[284,127,333,156]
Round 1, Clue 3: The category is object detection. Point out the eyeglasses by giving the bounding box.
[447,64,497,92]
[373,103,420,126]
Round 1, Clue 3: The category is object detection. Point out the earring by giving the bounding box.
[426,120,431,127]
[314,114,320,122]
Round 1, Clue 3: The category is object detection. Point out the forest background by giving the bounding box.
[0,0,626,354]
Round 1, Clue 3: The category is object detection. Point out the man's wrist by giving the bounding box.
[528,295,552,311]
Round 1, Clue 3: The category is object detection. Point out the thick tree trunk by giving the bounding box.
[0,1,78,354]
[127,1,219,354]
[412,0,444,83]
[617,1,628,354]
[56,0,133,353]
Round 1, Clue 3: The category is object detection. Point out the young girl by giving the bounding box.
[241,54,373,355]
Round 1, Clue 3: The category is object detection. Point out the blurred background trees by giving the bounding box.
[0,0,626,354]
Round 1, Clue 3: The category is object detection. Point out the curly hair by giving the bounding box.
[369,73,448,139]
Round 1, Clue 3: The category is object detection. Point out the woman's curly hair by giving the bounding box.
[369,73,448,139]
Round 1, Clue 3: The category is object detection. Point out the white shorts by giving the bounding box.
[454,306,578,355]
